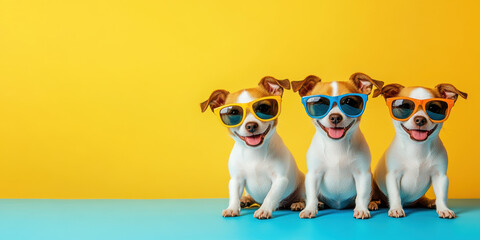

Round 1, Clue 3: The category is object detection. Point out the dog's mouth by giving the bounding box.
[318,120,355,140]
[401,124,438,142]
[235,125,271,147]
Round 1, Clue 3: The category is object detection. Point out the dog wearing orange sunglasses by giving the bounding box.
[373,83,467,218]
[200,77,305,219]
[292,73,384,219]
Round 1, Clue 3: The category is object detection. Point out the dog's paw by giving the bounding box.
[437,208,456,219]
[290,201,305,211]
[222,208,239,217]
[253,208,272,219]
[299,208,318,219]
[425,200,436,209]
[240,195,255,208]
[353,208,371,219]
[388,208,405,218]
[368,201,379,211]
[318,201,325,210]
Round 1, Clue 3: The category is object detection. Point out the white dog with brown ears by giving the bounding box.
[373,83,467,218]
[291,73,384,219]
[201,77,305,219]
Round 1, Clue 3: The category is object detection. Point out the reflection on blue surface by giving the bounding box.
[0,199,478,240]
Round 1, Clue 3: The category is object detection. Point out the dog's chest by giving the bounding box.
[398,157,434,203]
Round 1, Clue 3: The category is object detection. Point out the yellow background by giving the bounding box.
[0,0,478,199]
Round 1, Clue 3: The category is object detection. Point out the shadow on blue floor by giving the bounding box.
[0,199,478,240]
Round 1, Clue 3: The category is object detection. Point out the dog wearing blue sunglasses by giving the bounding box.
[201,77,306,219]
[373,83,467,218]
[292,73,383,219]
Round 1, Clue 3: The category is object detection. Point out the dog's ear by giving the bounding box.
[349,72,384,96]
[258,76,290,96]
[200,89,230,112]
[291,75,321,97]
[435,84,468,102]
[376,84,405,99]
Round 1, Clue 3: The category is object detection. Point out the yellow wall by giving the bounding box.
[0,0,478,199]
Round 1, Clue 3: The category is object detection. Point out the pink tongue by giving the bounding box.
[327,128,345,139]
[245,135,262,145]
[411,130,428,141]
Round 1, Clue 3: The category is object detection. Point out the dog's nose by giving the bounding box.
[245,122,259,133]
[329,114,343,125]
[414,116,427,127]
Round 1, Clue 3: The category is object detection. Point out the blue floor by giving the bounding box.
[0,199,479,240]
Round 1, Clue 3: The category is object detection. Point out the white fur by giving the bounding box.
[300,82,373,219]
[223,91,304,219]
[374,87,455,218]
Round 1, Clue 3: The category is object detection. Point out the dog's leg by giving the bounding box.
[290,201,305,211]
[413,195,436,209]
[222,178,245,217]
[368,179,383,211]
[386,173,405,218]
[299,172,321,218]
[240,193,256,208]
[253,177,288,219]
[353,172,372,219]
[431,174,455,218]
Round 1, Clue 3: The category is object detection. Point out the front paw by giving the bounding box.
[437,208,456,219]
[299,207,318,219]
[353,208,371,219]
[388,208,405,218]
[222,208,240,217]
[254,208,272,219]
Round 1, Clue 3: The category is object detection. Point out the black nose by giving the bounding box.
[245,122,259,133]
[329,114,343,125]
[414,116,427,126]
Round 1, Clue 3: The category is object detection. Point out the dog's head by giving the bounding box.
[291,73,383,140]
[200,76,290,148]
[378,83,467,142]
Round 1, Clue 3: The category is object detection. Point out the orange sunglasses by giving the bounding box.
[386,97,455,123]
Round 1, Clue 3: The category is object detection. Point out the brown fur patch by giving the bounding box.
[308,81,359,96]
[225,88,270,105]
[397,87,440,98]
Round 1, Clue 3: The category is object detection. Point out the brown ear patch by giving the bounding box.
[258,76,290,96]
[349,72,384,96]
[291,75,322,96]
[200,89,230,112]
[377,84,405,99]
[435,84,468,101]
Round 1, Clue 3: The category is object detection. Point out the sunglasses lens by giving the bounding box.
[340,95,364,116]
[391,99,415,119]
[425,100,449,121]
[252,99,279,120]
[306,97,331,117]
[219,106,244,126]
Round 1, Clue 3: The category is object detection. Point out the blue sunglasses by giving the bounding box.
[301,93,368,119]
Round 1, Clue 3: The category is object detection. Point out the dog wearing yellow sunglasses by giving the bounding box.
[200,77,305,219]
[373,84,467,218]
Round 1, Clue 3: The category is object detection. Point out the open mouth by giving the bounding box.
[318,120,355,140]
[235,125,271,147]
[401,124,438,142]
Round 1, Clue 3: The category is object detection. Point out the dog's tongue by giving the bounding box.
[411,130,428,141]
[328,128,345,139]
[245,135,262,146]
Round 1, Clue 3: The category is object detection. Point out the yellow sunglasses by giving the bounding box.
[213,96,282,127]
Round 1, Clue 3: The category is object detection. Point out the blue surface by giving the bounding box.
[0,199,479,240]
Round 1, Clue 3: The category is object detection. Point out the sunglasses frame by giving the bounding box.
[386,97,455,123]
[213,96,282,128]
[301,93,368,119]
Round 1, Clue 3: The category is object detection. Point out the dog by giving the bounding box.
[373,83,467,218]
[200,76,305,219]
[292,73,383,219]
